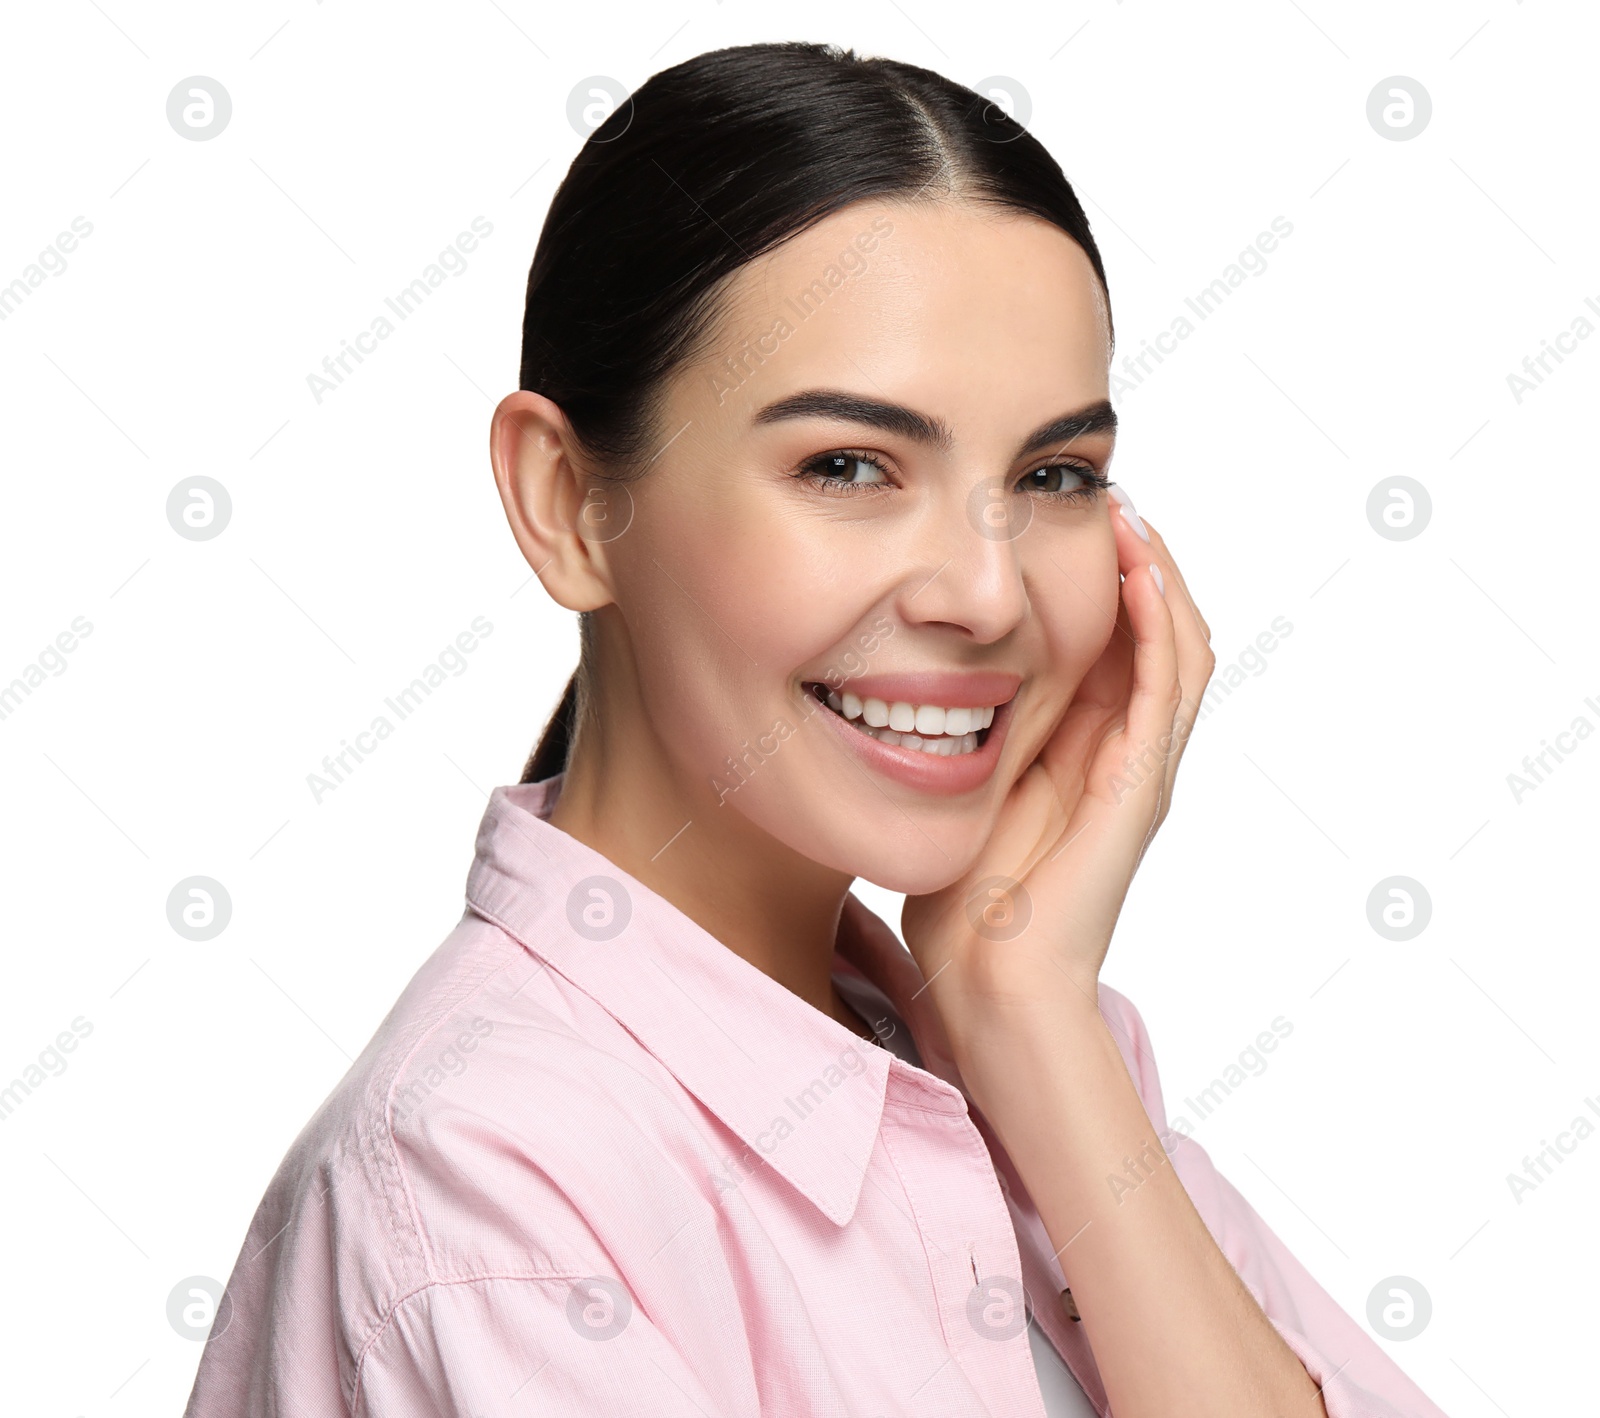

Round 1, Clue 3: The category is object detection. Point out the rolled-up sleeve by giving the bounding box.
[1098,985,1450,1418]
[355,1274,737,1417]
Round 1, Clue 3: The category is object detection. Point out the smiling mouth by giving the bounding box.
[803,683,997,758]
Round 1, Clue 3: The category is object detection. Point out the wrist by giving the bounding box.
[943,981,1112,1097]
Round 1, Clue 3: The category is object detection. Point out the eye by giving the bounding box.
[1018,461,1109,504]
[795,450,893,495]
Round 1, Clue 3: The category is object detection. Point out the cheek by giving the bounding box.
[1038,527,1121,675]
[608,503,850,740]
[678,523,848,674]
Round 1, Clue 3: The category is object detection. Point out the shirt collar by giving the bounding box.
[464,774,967,1228]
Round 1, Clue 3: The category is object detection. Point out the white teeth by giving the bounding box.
[857,724,980,756]
[875,698,999,731]
[810,684,1002,756]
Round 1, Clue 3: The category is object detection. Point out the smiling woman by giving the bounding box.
[184,40,1449,1418]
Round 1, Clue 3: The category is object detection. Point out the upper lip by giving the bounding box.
[803,670,1022,708]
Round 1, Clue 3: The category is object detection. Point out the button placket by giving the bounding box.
[879,1097,1050,1417]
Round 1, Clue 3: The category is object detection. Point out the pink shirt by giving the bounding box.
[184,775,1449,1417]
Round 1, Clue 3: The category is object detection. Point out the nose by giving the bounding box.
[889,476,1031,645]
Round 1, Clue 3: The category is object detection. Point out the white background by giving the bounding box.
[1,1,1594,1413]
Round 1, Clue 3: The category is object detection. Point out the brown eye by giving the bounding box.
[798,451,892,492]
[1018,463,1107,503]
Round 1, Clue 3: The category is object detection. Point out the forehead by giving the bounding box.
[685,197,1111,429]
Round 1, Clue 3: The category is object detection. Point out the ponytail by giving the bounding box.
[520,668,581,783]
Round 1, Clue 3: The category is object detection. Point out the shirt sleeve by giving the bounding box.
[1096,984,1451,1418]
[354,1274,740,1417]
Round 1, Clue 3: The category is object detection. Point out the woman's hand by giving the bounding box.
[900,487,1215,1053]
[895,495,1332,1418]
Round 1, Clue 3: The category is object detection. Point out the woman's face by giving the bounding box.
[588,197,1120,895]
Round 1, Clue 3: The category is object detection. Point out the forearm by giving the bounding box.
[953,996,1328,1418]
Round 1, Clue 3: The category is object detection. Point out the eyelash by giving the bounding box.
[794,449,1110,504]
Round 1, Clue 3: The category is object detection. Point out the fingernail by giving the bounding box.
[1150,563,1165,596]
[1108,482,1150,542]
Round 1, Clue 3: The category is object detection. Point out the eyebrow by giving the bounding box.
[750,389,1117,460]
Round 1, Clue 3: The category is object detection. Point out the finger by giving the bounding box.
[1141,516,1210,646]
[1099,495,1180,834]
[1141,517,1213,739]
[1109,493,1211,747]
[1112,484,1210,646]
[1135,518,1214,822]
[1020,542,1177,934]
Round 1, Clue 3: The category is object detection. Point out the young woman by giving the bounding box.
[186,42,1449,1418]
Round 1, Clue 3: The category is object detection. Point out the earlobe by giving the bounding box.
[489,390,614,613]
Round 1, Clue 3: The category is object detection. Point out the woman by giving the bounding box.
[185,42,1449,1418]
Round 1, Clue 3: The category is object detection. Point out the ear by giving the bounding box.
[489,390,616,612]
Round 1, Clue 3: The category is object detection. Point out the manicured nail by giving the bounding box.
[1108,482,1150,542]
[1150,563,1165,596]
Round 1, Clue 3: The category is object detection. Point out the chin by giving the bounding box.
[769,801,993,897]
[848,851,980,898]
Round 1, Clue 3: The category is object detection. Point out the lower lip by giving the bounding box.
[807,691,1013,795]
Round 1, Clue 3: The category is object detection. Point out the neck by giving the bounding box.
[546,703,863,1034]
